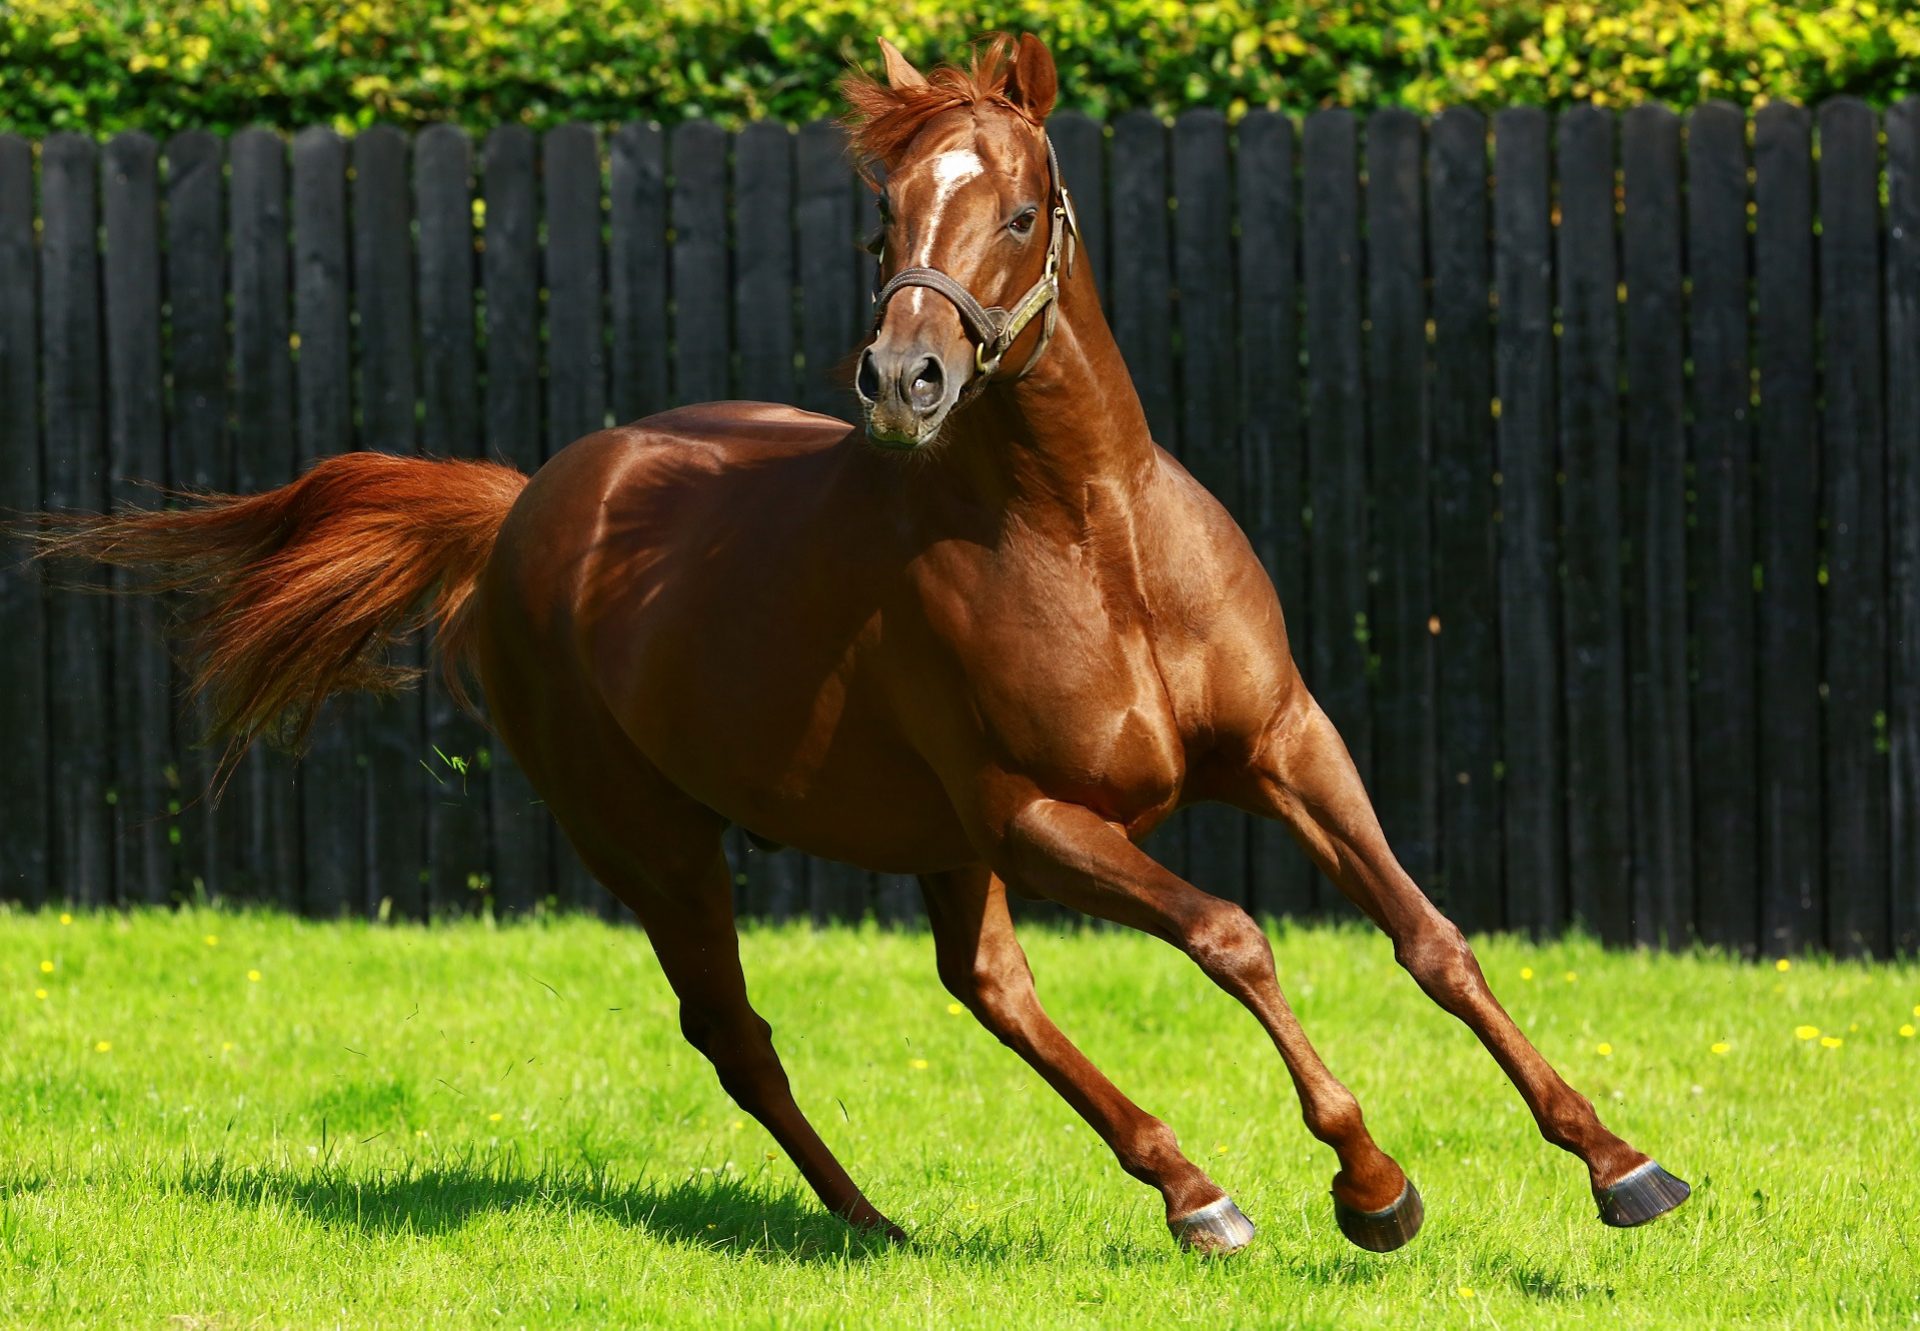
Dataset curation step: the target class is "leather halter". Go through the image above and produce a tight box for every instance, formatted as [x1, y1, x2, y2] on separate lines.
[868, 134, 1078, 401]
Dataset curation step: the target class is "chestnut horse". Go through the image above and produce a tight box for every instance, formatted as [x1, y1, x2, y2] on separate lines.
[57, 34, 1687, 1253]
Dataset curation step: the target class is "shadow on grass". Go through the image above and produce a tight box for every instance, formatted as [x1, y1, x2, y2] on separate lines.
[169, 1155, 893, 1262]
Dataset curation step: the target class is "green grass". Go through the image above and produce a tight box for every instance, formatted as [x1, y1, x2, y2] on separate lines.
[2, 906, 1916, 1328]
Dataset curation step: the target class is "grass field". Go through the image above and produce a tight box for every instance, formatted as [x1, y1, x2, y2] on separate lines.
[1, 906, 1916, 1328]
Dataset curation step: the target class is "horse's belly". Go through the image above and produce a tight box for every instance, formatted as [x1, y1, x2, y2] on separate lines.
[613, 639, 976, 874]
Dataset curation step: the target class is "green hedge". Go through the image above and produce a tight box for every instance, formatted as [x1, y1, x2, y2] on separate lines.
[3, 0, 1915, 136]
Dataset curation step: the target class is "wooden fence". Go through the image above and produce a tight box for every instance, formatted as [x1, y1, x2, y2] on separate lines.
[2, 101, 1917, 957]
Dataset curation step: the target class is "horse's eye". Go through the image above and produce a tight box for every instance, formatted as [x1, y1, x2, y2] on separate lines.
[863, 228, 885, 257]
[1009, 208, 1038, 236]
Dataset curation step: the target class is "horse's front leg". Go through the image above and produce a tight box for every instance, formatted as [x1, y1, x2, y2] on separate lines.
[986, 801, 1424, 1253]
[1228, 692, 1691, 1228]
[919, 866, 1247, 1252]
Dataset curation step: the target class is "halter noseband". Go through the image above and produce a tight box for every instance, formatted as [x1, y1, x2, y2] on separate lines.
[868, 134, 1079, 401]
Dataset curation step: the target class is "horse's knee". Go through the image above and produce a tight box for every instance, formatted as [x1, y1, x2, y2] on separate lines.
[1184, 900, 1274, 992]
[1393, 919, 1479, 1007]
[939, 949, 1037, 1046]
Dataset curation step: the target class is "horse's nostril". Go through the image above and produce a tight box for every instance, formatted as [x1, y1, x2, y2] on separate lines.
[907, 356, 945, 415]
[855, 349, 882, 404]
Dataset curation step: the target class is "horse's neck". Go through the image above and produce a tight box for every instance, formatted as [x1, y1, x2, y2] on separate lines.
[937, 261, 1160, 519]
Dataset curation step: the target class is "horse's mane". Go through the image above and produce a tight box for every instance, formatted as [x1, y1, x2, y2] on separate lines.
[841, 34, 1037, 169]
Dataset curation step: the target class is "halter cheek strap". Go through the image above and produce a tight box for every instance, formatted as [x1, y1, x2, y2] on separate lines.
[869, 134, 1078, 401]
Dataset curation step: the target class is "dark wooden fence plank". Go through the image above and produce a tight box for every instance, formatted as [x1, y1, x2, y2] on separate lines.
[351, 126, 428, 921]
[671, 120, 731, 405]
[1303, 108, 1370, 911]
[545, 123, 608, 449]
[735, 121, 796, 406]
[1236, 111, 1314, 922]
[1365, 107, 1438, 894]
[1620, 104, 1693, 945]
[164, 130, 232, 903]
[796, 120, 860, 420]
[481, 125, 550, 916]
[0, 134, 50, 904]
[229, 129, 302, 911]
[1816, 99, 1888, 958]
[1111, 111, 1176, 454]
[417, 124, 492, 917]
[610, 122, 669, 425]
[1555, 105, 1631, 943]
[1110, 108, 1185, 878]
[1492, 107, 1564, 935]
[1684, 102, 1758, 953]
[41, 133, 114, 907]
[1752, 103, 1822, 954]
[1049, 111, 1108, 302]
[291, 126, 360, 916]
[1172, 108, 1247, 902]
[1427, 107, 1502, 933]
[104, 131, 173, 905]
[541, 122, 610, 914]
[1889, 97, 1920, 957]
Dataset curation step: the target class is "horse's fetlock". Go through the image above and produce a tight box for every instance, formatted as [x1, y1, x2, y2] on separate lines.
[1117, 1119, 1183, 1180]
[1303, 1089, 1365, 1147]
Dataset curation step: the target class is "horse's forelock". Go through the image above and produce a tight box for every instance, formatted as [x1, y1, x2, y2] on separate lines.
[841, 34, 1033, 171]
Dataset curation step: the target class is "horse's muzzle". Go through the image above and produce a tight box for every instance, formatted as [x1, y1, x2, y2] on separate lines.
[855, 343, 960, 448]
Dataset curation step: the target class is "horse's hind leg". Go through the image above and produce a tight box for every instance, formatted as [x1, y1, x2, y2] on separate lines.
[920, 866, 1250, 1253]
[532, 746, 901, 1239]
[1236, 694, 1690, 1228]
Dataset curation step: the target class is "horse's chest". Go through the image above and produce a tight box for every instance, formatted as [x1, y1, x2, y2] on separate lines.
[934, 566, 1193, 825]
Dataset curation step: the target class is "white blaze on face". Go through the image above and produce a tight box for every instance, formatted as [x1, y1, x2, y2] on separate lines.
[905, 148, 985, 315]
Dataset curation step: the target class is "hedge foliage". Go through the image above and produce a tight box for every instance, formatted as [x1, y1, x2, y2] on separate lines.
[3, 0, 1916, 136]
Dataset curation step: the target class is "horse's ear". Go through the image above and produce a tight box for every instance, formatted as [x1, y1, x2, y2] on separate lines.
[877, 37, 928, 90]
[1005, 34, 1058, 121]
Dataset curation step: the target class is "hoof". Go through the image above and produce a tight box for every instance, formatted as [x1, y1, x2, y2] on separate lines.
[1333, 1179, 1425, 1253]
[1169, 1196, 1257, 1255]
[1594, 1160, 1690, 1228]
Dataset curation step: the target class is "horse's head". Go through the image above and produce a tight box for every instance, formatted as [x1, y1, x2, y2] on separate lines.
[844, 34, 1064, 450]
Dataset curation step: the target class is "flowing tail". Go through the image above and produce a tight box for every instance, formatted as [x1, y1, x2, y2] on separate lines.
[37, 452, 528, 766]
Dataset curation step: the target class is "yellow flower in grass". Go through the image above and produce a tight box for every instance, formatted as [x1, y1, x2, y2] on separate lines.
[1710, 1041, 1730, 1054]
[909, 1057, 929, 1070]
[946, 1002, 964, 1016]
[1595, 1043, 1613, 1057]
[1519, 967, 1535, 981]
[38, 960, 53, 974]
[1913, 1005, 1919, 1018]
[94, 1040, 111, 1053]
[1820, 1036, 1843, 1049]
[1457, 1286, 1475, 1299]
[1899, 1025, 1915, 1039]
[204, 934, 219, 947]
[59, 913, 72, 926]
[246, 969, 262, 983]
[34, 988, 47, 1001]
[1794, 1025, 1820, 1041]
[1775, 958, 1791, 972]
[1563, 971, 1578, 984]
[488, 1112, 503, 1122]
